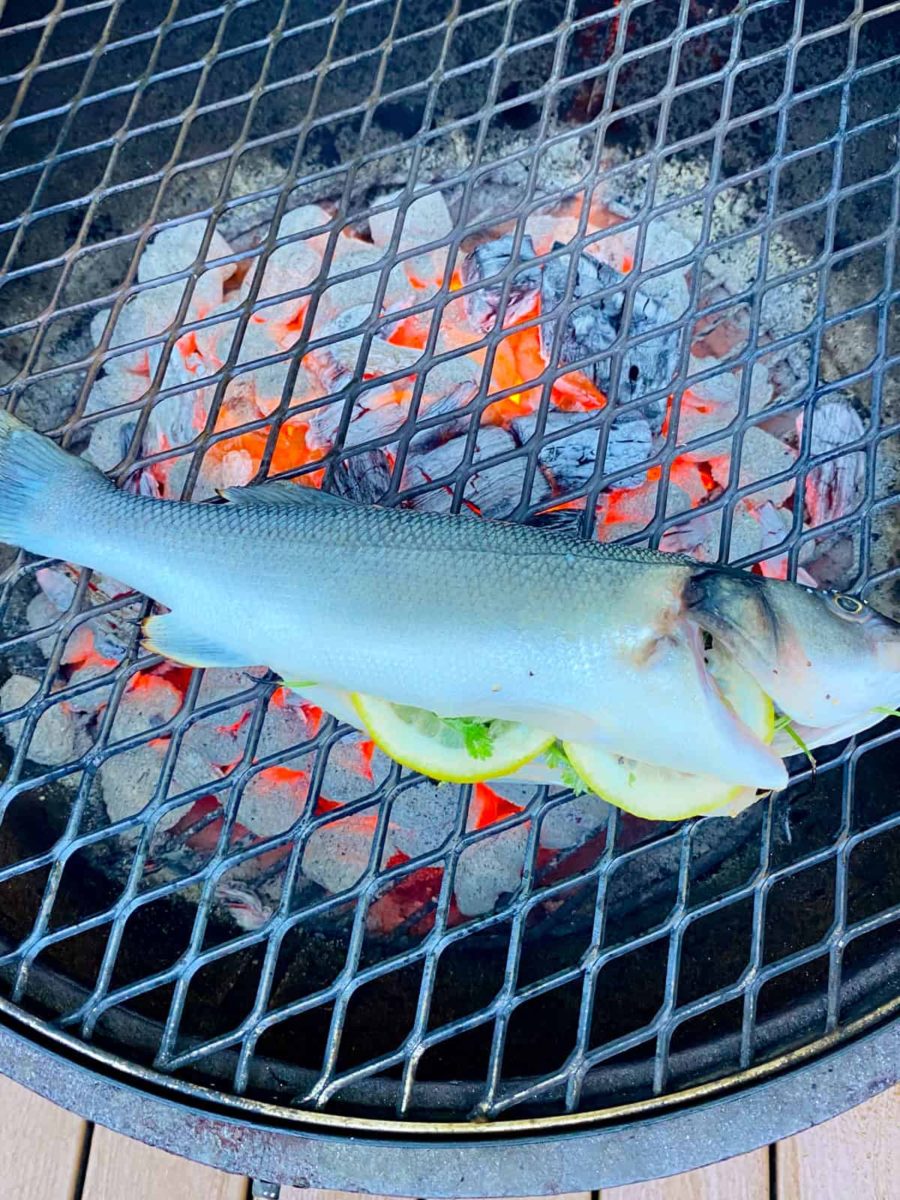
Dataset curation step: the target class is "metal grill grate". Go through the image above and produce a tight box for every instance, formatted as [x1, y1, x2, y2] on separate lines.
[0, 0, 899, 1137]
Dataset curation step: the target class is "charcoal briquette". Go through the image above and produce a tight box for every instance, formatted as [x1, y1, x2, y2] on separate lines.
[461, 234, 542, 331]
[540, 253, 677, 425]
[333, 448, 393, 503]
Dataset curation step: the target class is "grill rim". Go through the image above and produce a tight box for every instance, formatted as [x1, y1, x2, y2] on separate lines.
[2, 0, 900, 1149]
[0, 1003, 896, 1194]
[1, 980, 898, 1140]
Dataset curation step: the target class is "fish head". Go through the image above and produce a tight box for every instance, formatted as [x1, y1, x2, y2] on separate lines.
[684, 569, 900, 729]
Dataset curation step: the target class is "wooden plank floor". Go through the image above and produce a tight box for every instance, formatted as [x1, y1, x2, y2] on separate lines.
[1, 1072, 896, 1199]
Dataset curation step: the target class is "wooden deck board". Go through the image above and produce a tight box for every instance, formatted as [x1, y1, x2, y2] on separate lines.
[0, 1073, 87, 1199]
[81, 1125, 247, 1200]
[281, 1193, 590, 1200]
[605, 1149, 769, 1199]
[1, 1066, 899, 1199]
[777, 1085, 900, 1200]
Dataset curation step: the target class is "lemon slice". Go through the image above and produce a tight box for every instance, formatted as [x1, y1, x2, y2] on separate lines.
[562, 647, 775, 821]
[350, 693, 554, 783]
[560, 744, 753, 821]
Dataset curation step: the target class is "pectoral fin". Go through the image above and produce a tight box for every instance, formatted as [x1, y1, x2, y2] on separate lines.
[142, 613, 250, 668]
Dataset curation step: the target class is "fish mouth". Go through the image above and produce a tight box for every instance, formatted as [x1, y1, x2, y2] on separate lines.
[868, 612, 900, 674]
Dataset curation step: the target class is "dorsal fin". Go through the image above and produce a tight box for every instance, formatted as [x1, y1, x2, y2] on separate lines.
[218, 481, 353, 508]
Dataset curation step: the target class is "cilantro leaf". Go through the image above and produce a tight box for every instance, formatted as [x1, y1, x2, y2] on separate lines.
[545, 741, 589, 794]
[445, 717, 495, 760]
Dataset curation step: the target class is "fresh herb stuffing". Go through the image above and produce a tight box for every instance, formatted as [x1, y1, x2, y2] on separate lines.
[445, 717, 496, 761]
[545, 742, 589, 794]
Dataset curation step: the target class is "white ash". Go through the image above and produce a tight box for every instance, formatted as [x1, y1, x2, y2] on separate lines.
[275, 203, 332, 244]
[368, 190, 452, 255]
[727, 499, 790, 571]
[421, 352, 481, 400]
[654, 481, 694, 521]
[675, 396, 739, 457]
[800, 527, 861, 590]
[27, 566, 133, 664]
[387, 781, 457, 860]
[82, 409, 141, 474]
[453, 823, 529, 918]
[538, 793, 610, 852]
[707, 426, 797, 508]
[0, 675, 93, 767]
[25, 591, 65, 659]
[598, 152, 817, 350]
[202, 449, 255, 491]
[792, 394, 866, 589]
[319, 732, 384, 803]
[301, 814, 377, 894]
[63, 662, 115, 719]
[215, 880, 276, 932]
[305, 343, 478, 455]
[236, 771, 308, 840]
[802, 394, 866, 529]
[686, 359, 773, 413]
[176, 709, 250, 773]
[11, 150, 880, 924]
[339, 386, 416, 451]
[139, 219, 237, 306]
[660, 507, 722, 560]
[255, 693, 317, 761]
[108, 676, 182, 741]
[585, 218, 694, 319]
[98, 741, 215, 834]
[594, 481, 673, 541]
[368, 189, 452, 292]
[312, 246, 394, 337]
[196, 666, 267, 704]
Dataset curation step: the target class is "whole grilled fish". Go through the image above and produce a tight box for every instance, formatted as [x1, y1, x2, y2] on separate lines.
[0, 410, 897, 789]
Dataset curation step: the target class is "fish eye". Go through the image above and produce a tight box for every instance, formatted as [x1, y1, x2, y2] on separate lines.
[831, 593, 866, 618]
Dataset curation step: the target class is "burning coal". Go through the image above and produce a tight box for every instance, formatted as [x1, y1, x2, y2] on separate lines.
[0, 182, 867, 933]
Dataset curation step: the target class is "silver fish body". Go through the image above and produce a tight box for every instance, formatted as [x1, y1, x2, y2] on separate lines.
[0, 411, 897, 790]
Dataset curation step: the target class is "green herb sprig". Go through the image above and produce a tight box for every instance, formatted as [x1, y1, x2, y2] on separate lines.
[445, 717, 496, 761]
[774, 714, 816, 769]
[544, 742, 590, 794]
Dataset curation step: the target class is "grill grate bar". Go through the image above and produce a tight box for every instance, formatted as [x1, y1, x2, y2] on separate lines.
[0, 0, 898, 1127]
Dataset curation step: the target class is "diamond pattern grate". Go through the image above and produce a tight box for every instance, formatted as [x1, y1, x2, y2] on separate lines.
[0, 0, 898, 1128]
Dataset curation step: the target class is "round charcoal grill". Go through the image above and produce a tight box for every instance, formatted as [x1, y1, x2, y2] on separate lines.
[1, 0, 900, 1194]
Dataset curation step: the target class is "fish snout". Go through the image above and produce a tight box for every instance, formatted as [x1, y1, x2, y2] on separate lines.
[867, 610, 900, 675]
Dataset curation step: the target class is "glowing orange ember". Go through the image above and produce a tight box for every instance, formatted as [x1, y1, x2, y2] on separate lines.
[470, 783, 524, 830]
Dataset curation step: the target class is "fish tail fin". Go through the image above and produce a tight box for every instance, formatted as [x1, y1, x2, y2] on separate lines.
[0, 410, 106, 551]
